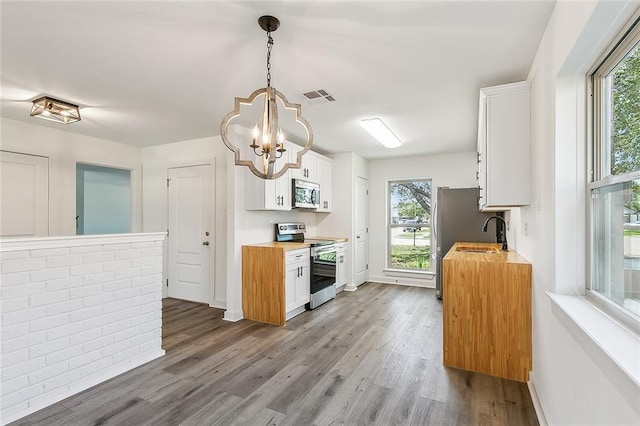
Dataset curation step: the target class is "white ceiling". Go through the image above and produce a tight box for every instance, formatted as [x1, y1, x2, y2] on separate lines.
[1, 1, 555, 160]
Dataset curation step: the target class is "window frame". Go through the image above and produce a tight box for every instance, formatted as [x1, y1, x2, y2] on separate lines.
[386, 178, 433, 273]
[588, 15, 640, 330]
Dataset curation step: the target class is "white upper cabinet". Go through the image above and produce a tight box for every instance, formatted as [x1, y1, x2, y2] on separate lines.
[289, 144, 316, 182]
[315, 155, 332, 212]
[245, 139, 332, 212]
[477, 81, 531, 211]
[244, 141, 292, 211]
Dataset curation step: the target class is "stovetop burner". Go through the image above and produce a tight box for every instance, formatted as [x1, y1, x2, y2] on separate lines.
[275, 222, 336, 247]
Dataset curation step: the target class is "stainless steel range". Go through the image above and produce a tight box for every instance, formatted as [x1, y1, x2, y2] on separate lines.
[275, 222, 337, 309]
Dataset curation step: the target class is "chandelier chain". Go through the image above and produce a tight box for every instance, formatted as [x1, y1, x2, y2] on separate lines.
[266, 31, 274, 87]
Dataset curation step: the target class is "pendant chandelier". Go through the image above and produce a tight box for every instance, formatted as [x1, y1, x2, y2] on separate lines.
[220, 15, 313, 180]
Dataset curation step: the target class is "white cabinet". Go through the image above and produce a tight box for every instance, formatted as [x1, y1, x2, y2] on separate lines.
[290, 145, 316, 181]
[335, 242, 347, 289]
[315, 156, 332, 212]
[245, 141, 332, 212]
[245, 142, 292, 211]
[289, 147, 333, 213]
[285, 248, 310, 320]
[477, 81, 530, 211]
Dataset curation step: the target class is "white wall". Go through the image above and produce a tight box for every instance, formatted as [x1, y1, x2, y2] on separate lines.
[142, 136, 324, 315]
[224, 164, 319, 320]
[0, 233, 165, 425]
[367, 152, 478, 287]
[510, 1, 640, 424]
[141, 136, 229, 308]
[0, 118, 142, 236]
[317, 152, 369, 289]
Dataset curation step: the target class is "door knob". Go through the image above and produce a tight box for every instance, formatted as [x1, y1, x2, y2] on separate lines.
[202, 241, 210, 246]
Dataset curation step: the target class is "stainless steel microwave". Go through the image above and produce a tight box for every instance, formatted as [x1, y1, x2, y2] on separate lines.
[292, 179, 320, 209]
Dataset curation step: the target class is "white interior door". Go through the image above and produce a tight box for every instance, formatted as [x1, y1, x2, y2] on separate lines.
[167, 165, 212, 303]
[354, 176, 368, 286]
[0, 151, 49, 237]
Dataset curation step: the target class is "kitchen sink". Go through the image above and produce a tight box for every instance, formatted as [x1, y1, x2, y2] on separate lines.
[455, 246, 500, 253]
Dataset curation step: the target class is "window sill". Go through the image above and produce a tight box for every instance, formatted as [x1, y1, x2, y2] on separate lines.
[547, 292, 640, 409]
[382, 268, 434, 279]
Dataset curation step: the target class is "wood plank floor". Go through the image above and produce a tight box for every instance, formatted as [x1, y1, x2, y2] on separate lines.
[11, 283, 538, 425]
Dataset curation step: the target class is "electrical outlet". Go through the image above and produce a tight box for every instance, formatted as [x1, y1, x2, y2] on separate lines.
[524, 222, 528, 236]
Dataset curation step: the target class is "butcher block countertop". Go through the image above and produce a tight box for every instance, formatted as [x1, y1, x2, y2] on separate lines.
[244, 241, 310, 250]
[443, 241, 532, 383]
[244, 236, 348, 250]
[309, 236, 349, 243]
[444, 242, 530, 264]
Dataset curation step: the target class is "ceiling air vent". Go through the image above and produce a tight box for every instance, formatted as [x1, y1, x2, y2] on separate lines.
[303, 89, 336, 105]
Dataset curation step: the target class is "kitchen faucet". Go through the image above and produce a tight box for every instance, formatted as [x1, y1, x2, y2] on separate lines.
[482, 216, 508, 251]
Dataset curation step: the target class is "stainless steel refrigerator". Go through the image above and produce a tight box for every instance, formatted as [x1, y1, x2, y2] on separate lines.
[434, 187, 498, 299]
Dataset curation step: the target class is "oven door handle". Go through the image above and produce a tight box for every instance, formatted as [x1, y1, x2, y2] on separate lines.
[313, 246, 337, 255]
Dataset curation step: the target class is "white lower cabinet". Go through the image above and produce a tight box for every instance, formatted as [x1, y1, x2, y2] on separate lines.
[285, 248, 310, 320]
[335, 243, 347, 289]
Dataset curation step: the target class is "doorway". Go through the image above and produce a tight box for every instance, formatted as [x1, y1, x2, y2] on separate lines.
[167, 165, 213, 304]
[0, 151, 49, 237]
[354, 176, 369, 286]
[76, 163, 131, 235]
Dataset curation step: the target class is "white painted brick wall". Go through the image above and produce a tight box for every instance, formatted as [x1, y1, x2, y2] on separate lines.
[0, 233, 166, 424]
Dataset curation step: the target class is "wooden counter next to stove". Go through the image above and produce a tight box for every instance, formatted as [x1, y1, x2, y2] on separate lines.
[443, 242, 532, 382]
[242, 243, 308, 326]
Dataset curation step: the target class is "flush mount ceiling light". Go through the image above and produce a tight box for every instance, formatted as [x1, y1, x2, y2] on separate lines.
[220, 15, 313, 180]
[360, 118, 402, 148]
[30, 96, 81, 124]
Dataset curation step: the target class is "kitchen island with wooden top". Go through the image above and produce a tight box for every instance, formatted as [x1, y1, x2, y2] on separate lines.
[243, 242, 310, 326]
[442, 241, 532, 382]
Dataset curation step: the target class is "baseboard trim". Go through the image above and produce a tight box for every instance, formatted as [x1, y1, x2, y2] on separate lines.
[528, 376, 549, 426]
[367, 275, 435, 289]
[223, 309, 244, 322]
[210, 299, 227, 309]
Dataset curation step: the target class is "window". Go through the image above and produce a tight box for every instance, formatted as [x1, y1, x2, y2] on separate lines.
[388, 179, 432, 271]
[591, 18, 640, 319]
